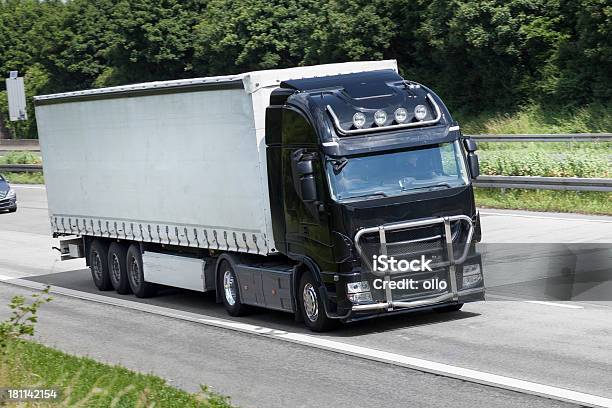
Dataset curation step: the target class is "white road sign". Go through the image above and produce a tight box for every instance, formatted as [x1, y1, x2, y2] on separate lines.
[6, 75, 27, 121]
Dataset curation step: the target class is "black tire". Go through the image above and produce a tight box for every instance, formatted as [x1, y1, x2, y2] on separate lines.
[434, 303, 464, 313]
[218, 260, 249, 316]
[108, 242, 131, 294]
[89, 240, 112, 291]
[8, 207, 16, 213]
[298, 271, 336, 332]
[126, 244, 156, 298]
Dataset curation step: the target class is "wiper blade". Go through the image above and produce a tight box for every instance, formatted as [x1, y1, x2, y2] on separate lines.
[409, 183, 453, 191]
[344, 191, 389, 199]
[331, 158, 349, 174]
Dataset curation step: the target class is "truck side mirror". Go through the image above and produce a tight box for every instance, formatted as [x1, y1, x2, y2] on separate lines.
[467, 153, 480, 179]
[463, 138, 478, 152]
[462, 138, 479, 179]
[291, 149, 318, 203]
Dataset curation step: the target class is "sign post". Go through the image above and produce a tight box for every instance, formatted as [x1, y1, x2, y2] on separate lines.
[6, 71, 28, 122]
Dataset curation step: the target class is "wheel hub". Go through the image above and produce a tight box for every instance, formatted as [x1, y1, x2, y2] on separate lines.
[92, 251, 103, 280]
[130, 258, 140, 286]
[111, 254, 121, 282]
[223, 270, 237, 306]
[303, 283, 319, 322]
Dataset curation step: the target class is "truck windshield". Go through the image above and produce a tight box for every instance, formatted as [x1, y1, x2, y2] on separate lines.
[326, 141, 469, 201]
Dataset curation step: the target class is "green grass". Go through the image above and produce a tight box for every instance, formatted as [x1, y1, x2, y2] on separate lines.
[1, 340, 234, 408]
[475, 188, 612, 215]
[478, 150, 610, 178]
[0, 151, 41, 165]
[456, 102, 612, 135]
[1, 172, 44, 184]
[0, 151, 43, 184]
[459, 103, 612, 215]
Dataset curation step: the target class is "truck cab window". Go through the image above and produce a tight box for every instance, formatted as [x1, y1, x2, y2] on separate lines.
[326, 141, 469, 201]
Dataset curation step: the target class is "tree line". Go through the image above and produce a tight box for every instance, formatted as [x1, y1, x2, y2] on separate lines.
[0, 0, 610, 138]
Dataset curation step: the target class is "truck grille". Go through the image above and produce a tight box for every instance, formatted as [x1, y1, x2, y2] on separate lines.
[357, 222, 462, 273]
[354, 216, 474, 303]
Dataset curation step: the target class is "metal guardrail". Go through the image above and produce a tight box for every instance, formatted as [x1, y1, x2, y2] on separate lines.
[474, 176, 612, 192]
[1, 133, 610, 151]
[0, 139, 40, 152]
[1, 136, 611, 192]
[0, 164, 42, 173]
[468, 133, 612, 142]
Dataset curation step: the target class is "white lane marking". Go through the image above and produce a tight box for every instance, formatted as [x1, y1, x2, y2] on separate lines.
[525, 300, 584, 309]
[12, 184, 46, 190]
[487, 294, 586, 309]
[1, 277, 610, 406]
[479, 210, 612, 224]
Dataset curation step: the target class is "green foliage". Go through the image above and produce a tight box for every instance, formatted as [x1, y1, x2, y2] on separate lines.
[0, 287, 52, 353]
[479, 150, 610, 177]
[0, 0, 611, 138]
[475, 188, 612, 215]
[1, 150, 41, 164]
[2, 340, 234, 407]
[458, 103, 612, 135]
[0, 171, 44, 184]
[192, 0, 396, 75]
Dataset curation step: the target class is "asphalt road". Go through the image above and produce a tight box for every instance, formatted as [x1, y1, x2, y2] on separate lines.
[0, 185, 611, 408]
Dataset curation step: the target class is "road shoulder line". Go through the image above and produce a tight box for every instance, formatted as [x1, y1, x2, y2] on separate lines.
[0, 276, 610, 408]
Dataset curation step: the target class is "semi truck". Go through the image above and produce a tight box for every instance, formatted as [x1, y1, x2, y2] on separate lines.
[35, 60, 484, 331]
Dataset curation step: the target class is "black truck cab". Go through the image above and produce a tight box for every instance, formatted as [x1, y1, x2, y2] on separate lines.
[265, 69, 484, 330]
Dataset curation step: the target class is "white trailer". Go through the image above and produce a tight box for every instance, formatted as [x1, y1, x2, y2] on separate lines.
[35, 60, 397, 257]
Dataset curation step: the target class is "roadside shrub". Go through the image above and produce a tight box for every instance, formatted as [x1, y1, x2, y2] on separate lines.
[0, 287, 52, 354]
[479, 151, 610, 178]
[3, 151, 41, 165]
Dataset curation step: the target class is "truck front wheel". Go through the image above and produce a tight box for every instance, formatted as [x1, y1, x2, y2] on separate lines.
[89, 240, 112, 291]
[218, 260, 249, 316]
[126, 244, 156, 298]
[298, 271, 336, 332]
[108, 242, 131, 294]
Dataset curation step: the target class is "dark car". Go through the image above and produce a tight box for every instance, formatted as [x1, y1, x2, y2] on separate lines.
[0, 174, 17, 212]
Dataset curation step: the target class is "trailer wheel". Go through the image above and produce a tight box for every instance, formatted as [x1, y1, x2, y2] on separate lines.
[108, 242, 131, 294]
[126, 244, 156, 298]
[434, 303, 464, 313]
[218, 260, 249, 316]
[89, 240, 112, 291]
[298, 271, 336, 332]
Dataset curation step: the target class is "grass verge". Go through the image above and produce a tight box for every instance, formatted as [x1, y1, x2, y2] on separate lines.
[0, 340, 233, 408]
[456, 103, 612, 135]
[475, 188, 612, 216]
[1, 172, 44, 184]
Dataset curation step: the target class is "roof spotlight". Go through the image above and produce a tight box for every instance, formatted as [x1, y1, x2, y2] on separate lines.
[414, 105, 427, 121]
[352, 112, 366, 129]
[394, 108, 408, 123]
[374, 110, 387, 126]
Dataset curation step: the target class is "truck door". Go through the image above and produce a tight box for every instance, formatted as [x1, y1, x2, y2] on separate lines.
[281, 108, 333, 264]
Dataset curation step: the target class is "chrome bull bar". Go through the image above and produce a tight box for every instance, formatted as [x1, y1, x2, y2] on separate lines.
[353, 215, 475, 312]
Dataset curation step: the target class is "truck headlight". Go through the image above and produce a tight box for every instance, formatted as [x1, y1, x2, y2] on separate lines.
[6, 189, 16, 199]
[462, 263, 482, 288]
[348, 292, 373, 303]
[347, 281, 372, 303]
[414, 105, 427, 121]
[347, 281, 370, 293]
